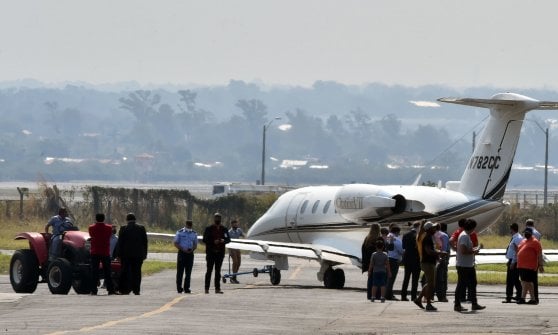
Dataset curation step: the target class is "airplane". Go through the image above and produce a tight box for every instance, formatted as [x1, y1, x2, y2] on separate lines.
[150, 92, 558, 289]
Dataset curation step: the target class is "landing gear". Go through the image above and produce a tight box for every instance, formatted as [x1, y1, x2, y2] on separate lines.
[270, 267, 281, 285]
[323, 267, 345, 289]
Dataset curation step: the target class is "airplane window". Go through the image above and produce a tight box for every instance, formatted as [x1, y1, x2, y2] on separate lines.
[323, 200, 331, 214]
[311, 200, 320, 214]
[300, 200, 309, 214]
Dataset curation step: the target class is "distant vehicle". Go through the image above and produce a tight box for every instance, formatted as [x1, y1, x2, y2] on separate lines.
[212, 182, 291, 197]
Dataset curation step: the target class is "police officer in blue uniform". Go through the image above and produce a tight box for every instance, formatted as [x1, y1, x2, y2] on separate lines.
[174, 220, 198, 293]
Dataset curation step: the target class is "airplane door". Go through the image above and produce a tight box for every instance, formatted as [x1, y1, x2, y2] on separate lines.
[285, 193, 306, 243]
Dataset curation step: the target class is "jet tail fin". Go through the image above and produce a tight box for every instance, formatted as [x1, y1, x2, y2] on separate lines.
[438, 93, 558, 200]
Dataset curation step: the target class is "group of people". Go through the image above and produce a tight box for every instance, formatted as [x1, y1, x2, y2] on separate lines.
[47, 208, 246, 296]
[363, 219, 480, 311]
[46, 208, 148, 296]
[89, 212, 148, 295]
[174, 212, 245, 294]
[49, 206, 544, 302]
[503, 219, 544, 305]
[362, 217, 545, 312]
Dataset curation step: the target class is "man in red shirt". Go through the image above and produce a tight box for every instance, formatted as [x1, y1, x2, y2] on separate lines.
[517, 227, 544, 304]
[89, 213, 115, 295]
[449, 218, 479, 250]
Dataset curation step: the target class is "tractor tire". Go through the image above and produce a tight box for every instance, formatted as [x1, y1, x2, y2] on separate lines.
[109, 269, 120, 293]
[9, 249, 39, 293]
[72, 268, 92, 294]
[47, 258, 72, 295]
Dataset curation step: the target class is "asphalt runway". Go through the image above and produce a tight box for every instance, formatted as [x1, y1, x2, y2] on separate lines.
[1, 255, 558, 335]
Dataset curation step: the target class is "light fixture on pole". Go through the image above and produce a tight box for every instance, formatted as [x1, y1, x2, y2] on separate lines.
[261, 117, 281, 185]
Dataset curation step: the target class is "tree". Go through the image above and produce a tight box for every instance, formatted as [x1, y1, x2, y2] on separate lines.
[119, 90, 161, 121]
[235, 99, 268, 128]
[344, 108, 372, 141]
[177, 90, 214, 139]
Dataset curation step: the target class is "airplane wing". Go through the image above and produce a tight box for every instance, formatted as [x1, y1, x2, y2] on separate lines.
[148, 232, 556, 269]
[147, 232, 361, 267]
[227, 238, 362, 267]
[448, 248, 558, 266]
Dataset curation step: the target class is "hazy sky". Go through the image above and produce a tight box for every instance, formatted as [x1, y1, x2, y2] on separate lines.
[2, 0, 558, 89]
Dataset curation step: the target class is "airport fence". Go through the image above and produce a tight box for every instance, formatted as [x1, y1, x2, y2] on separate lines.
[503, 190, 558, 208]
[0, 184, 276, 234]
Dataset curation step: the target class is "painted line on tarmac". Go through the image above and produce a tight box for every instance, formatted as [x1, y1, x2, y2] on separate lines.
[45, 295, 187, 334]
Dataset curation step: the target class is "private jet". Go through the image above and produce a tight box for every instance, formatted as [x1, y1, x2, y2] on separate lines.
[149, 93, 557, 289]
[220, 93, 558, 289]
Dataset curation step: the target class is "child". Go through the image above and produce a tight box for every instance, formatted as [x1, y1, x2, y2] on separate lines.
[368, 238, 391, 302]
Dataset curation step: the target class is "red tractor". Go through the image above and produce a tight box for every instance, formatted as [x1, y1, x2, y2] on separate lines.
[9, 231, 121, 294]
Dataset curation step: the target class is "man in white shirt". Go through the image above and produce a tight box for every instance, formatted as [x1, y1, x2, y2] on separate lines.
[385, 225, 404, 300]
[454, 219, 485, 312]
[503, 223, 523, 303]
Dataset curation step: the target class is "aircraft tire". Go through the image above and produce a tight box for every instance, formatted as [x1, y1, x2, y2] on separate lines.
[333, 268, 345, 289]
[323, 267, 336, 289]
[270, 268, 281, 285]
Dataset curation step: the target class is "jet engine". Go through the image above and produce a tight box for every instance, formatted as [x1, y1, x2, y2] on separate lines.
[334, 184, 423, 223]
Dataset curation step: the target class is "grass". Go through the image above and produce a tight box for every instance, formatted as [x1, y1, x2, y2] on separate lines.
[141, 260, 176, 276]
[0, 254, 10, 274]
[477, 233, 558, 249]
[447, 264, 558, 285]
[0, 255, 175, 277]
[2, 219, 557, 285]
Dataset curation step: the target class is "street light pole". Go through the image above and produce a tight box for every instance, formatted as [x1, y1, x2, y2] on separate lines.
[530, 120, 549, 206]
[261, 117, 281, 185]
[543, 127, 548, 207]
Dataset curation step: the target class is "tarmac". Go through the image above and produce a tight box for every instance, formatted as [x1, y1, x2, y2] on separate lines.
[1, 254, 558, 335]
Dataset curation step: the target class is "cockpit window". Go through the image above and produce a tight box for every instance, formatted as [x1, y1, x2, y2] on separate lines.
[323, 200, 331, 214]
[300, 200, 309, 214]
[311, 200, 320, 214]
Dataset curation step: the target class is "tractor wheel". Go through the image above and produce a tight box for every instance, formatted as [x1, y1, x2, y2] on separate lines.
[110, 268, 120, 293]
[47, 258, 72, 294]
[270, 268, 281, 285]
[9, 249, 39, 293]
[72, 268, 92, 294]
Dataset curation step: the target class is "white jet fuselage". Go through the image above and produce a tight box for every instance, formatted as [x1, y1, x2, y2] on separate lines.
[247, 184, 505, 259]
